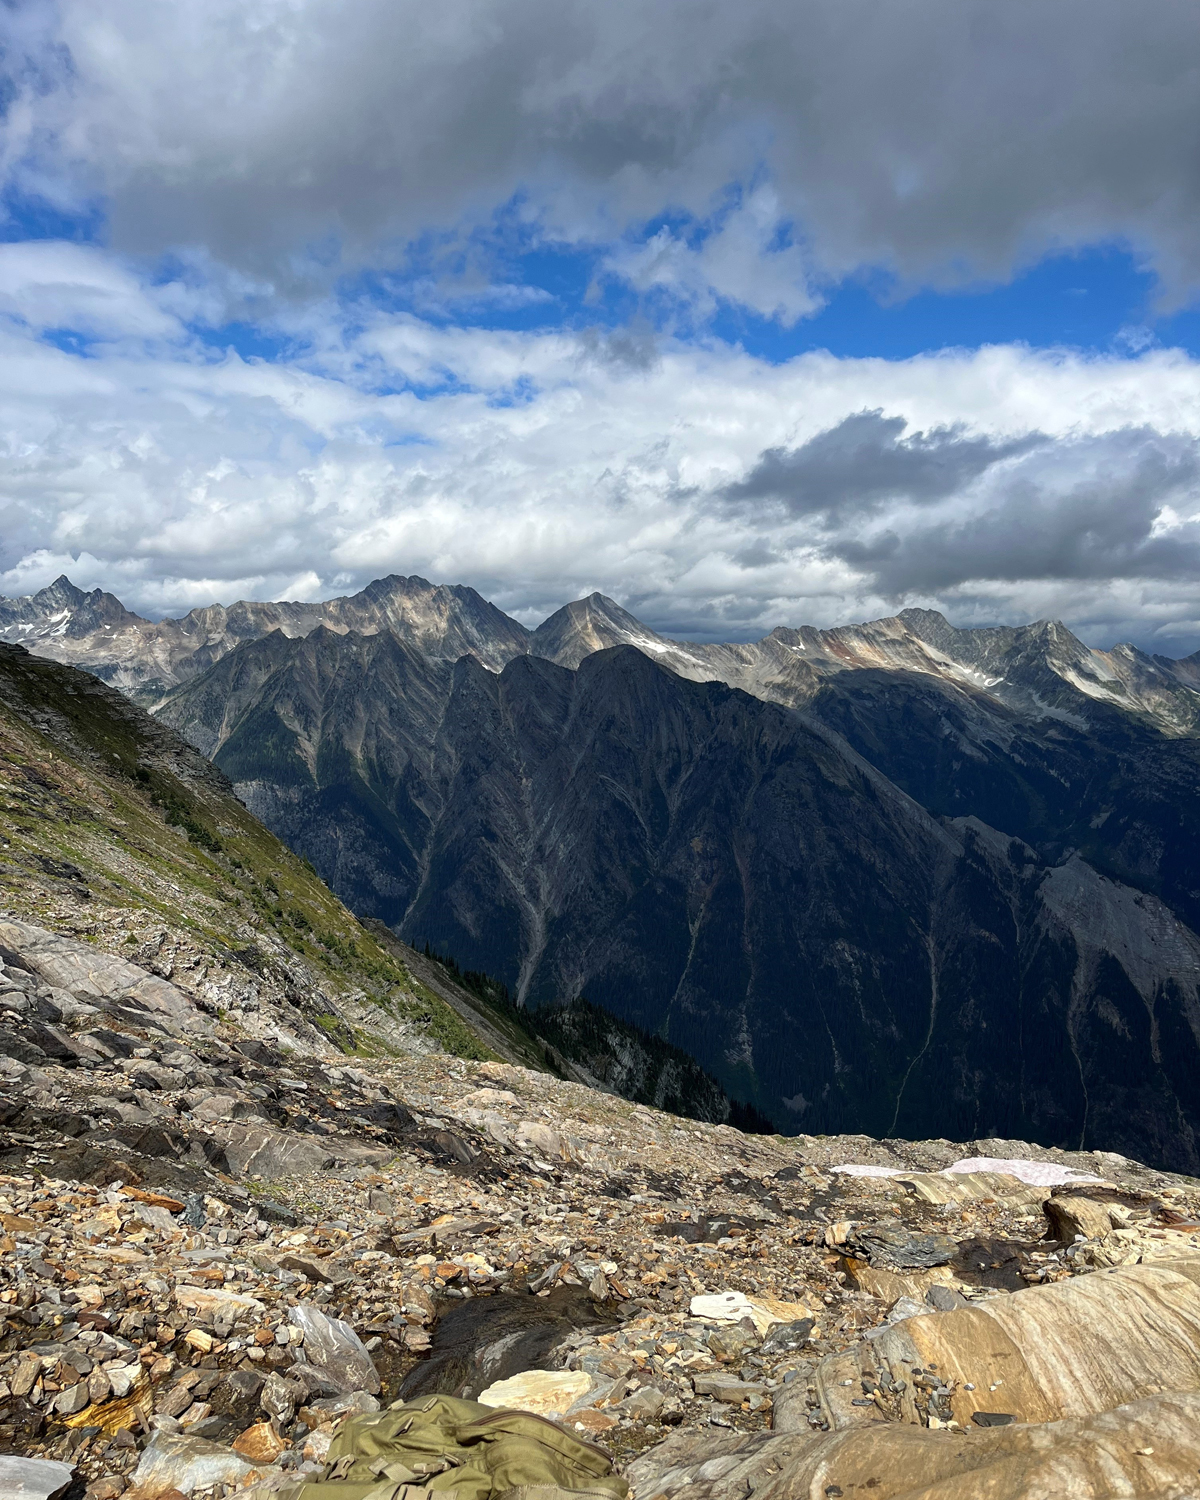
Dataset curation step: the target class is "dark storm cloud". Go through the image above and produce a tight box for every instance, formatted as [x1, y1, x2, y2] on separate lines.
[724, 410, 1042, 518]
[9, 1, 1200, 298]
[828, 428, 1200, 594]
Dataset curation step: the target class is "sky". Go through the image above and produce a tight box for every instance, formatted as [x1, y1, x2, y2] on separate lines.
[2, 2, 1200, 653]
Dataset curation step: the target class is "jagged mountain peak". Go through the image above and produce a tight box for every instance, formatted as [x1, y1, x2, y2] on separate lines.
[529, 592, 714, 674]
[529, 591, 645, 662]
[5, 569, 1200, 733]
[0, 570, 530, 701]
[0, 573, 144, 646]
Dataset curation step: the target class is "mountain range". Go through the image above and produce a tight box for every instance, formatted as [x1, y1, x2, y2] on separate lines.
[5, 572, 1200, 1169]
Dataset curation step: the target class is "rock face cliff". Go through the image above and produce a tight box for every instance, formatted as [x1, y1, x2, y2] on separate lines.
[8, 574, 1200, 1168]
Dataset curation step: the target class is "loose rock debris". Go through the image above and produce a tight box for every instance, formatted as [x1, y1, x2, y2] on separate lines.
[5, 926, 1200, 1498]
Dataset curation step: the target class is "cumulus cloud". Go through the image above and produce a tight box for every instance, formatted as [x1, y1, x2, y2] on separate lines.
[725, 412, 1200, 609]
[6, 0, 1200, 311]
[0, 241, 186, 343]
[2, 280, 1200, 652]
[6, 1, 1200, 663]
[600, 189, 819, 325]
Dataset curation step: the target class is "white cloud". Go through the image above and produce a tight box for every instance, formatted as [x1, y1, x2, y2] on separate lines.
[0, 241, 183, 342]
[2, 274, 1200, 651]
[601, 189, 819, 324]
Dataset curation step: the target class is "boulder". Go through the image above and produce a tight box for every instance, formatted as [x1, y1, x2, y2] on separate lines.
[1044, 1195, 1115, 1242]
[690, 1291, 814, 1336]
[211, 1122, 336, 1178]
[516, 1120, 571, 1161]
[844, 1224, 958, 1269]
[231, 1421, 287, 1464]
[843, 1263, 962, 1304]
[259, 1372, 303, 1424]
[628, 1392, 1200, 1500]
[174, 1284, 265, 1321]
[619, 1385, 668, 1419]
[924, 1284, 971, 1312]
[0, 1458, 75, 1500]
[288, 1303, 380, 1394]
[235, 1038, 281, 1065]
[277, 1250, 353, 1285]
[220, 1369, 267, 1406]
[129, 1432, 258, 1497]
[188, 1093, 240, 1123]
[0, 1023, 46, 1064]
[760, 1318, 815, 1355]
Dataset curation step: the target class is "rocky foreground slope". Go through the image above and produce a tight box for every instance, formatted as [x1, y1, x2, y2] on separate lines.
[4, 915, 1200, 1500]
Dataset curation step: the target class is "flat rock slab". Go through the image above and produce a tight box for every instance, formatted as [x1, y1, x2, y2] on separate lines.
[692, 1375, 768, 1403]
[175, 1284, 265, 1320]
[897, 1172, 1049, 1210]
[277, 1251, 353, 1286]
[214, 1122, 337, 1178]
[0, 919, 199, 1029]
[628, 1390, 1200, 1500]
[0, 1457, 74, 1500]
[828, 1256, 1200, 1431]
[212, 1121, 390, 1178]
[846, 1224, 959, 1269]
[689, 1290, 814, 1336]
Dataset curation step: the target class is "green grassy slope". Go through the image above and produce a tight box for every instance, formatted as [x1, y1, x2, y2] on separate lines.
[0, 643, 492, 1060]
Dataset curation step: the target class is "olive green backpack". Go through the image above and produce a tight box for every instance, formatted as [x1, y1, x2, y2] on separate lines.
[282, 1394, 629, 1500]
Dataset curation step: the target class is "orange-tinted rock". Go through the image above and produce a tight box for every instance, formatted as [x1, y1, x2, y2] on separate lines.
[232, 1422, 286, 1464]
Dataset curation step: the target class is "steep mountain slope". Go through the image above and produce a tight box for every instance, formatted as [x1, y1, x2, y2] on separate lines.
[0, 640, 776, 1129]
[159, 626, 456, 922]
[0, 640, 491, 1062]
[806, 668, 1200, 935]
[0, 573, 529, 701]
[158, 632, 1200, 1170]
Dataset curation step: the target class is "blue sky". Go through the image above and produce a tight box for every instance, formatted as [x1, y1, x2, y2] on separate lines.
[12, 183, 1189, 368]
[339, 229, 1200, 365]
[2, 0, 1200, 652]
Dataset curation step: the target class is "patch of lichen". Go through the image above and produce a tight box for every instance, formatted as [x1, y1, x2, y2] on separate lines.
[0, 642, 489, 1058]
